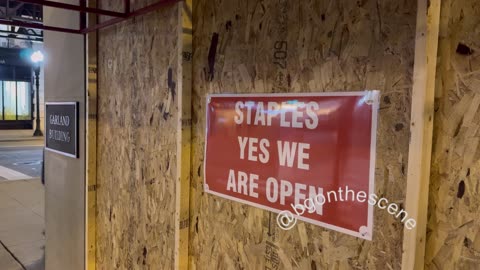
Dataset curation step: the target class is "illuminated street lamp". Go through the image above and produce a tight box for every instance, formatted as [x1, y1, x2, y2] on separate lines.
[31, 50, 44, 136]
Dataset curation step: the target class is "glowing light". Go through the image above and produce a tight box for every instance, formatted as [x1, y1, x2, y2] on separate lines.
[30, 51, 44, 63]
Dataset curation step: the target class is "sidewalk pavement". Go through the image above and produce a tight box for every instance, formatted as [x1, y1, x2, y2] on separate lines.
[0, 178, 45, 270]
[0, 244, 23, 270]
[0, 130, 44, 142]
[0, 131, 44, 148]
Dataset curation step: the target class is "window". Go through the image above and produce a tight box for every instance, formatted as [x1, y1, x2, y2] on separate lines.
[1, 80, 32, 120]
[17, 82, 31, 120]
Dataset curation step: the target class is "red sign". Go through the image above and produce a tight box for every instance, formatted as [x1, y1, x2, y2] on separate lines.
[204, 92, 379, 239]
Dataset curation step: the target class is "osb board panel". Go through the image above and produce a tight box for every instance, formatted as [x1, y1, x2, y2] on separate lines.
[426, 0, 480, 269]
[190, 0, 416, 269]
[96, 1, 181, 269]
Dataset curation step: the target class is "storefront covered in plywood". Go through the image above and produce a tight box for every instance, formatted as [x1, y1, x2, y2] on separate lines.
[189, 0, 415, 268]
[426, 0, 480, 269]
[37, 0, 480, 269]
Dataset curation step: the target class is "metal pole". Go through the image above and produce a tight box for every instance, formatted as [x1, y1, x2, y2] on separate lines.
[33, 66, 42, 136]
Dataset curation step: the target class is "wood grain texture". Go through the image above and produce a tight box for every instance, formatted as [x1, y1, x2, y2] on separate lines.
[426, 0, 480, 269]
[96, 1, 181, 269]
[401, 0, 440, 269]
[190, 0, 416, 269]
[177, 1, 193, 269]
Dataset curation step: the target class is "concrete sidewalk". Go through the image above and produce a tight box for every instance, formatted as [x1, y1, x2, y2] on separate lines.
[0, 130, 44, 143]
[0, 243, 23, 270]
[0, 131, 44, 148]
[0, 178, 45, 270]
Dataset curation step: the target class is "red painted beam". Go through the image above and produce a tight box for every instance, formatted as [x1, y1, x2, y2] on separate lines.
[0, 18, 81, 34]
[18, 0, 127, 17]
[81, 0, 180, 34]
[2, 0, 179, 34]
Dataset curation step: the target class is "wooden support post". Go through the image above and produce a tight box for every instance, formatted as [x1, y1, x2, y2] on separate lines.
[401, 0, 441, 269]
[86, 1, 98, 269]
[175, 0, 193, 269]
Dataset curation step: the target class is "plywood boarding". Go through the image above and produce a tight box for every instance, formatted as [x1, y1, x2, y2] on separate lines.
[177, 0, 193, 269]
[190, 0, 416, 269]
[96, 1, 181, 269]
[401, 0, 440, 269]
[426, 0, 480, 269]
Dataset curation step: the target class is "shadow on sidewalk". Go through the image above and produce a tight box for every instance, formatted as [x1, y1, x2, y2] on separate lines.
[25, 254, 44, 270]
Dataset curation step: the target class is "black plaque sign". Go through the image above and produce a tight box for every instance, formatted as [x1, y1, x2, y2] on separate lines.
[45, 102, 78, 158]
